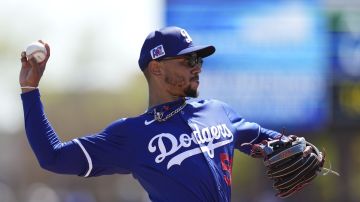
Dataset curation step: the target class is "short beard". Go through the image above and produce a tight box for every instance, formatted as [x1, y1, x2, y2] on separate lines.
[164, 74, 199, 98]
[184, 85, 199, 98]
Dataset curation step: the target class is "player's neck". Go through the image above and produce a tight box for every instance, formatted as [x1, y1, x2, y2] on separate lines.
[148, 88, 183, 108]
[147, 78, 185, 108]
[148, 94, 182, 108]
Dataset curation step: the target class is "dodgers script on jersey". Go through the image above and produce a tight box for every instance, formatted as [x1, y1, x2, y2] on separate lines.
[21, 90, 281, 202]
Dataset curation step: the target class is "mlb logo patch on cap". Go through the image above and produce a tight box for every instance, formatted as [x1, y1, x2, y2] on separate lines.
[150, 45, 166, 59]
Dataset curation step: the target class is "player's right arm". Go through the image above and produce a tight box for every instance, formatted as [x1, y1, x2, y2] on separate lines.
[19, 41, 89, 175]
[21, 89, 132, 176]
[21, 89, 89, 175]
[19, 42, 132, 177]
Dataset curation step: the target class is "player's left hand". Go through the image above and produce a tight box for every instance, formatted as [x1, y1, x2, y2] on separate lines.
[250, 135, 340, 198]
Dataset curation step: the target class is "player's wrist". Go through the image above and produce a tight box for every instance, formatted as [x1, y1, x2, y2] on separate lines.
[21, 86, 38, 93]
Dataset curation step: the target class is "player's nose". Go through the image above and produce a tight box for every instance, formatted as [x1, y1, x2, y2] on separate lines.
[191, 64, 202, 74]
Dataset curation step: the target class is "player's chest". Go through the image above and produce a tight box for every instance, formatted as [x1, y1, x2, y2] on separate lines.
[137, 114, 235, 172]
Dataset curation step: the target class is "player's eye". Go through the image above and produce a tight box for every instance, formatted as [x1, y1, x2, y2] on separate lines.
[185, 54, 203, 68]
[159, 53, 203, 68]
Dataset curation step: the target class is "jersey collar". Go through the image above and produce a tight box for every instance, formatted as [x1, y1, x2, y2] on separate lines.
[146, 97, 189, 114]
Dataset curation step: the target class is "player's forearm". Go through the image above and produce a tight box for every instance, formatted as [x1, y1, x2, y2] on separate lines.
[21, 89, 87, 175]
[238, 127, 288, 155]
[237, 125, 282, 155]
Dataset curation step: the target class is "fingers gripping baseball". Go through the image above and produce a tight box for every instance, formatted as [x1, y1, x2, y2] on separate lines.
[19, 40, 50, 91]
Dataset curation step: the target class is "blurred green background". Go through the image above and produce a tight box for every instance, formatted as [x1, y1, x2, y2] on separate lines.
[1, 0, 360, 202]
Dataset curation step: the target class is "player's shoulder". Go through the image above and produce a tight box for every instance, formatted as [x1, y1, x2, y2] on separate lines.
[186, 97, 229, 109]
[186, 98, 238, 119]
[104, 114, 148, 133]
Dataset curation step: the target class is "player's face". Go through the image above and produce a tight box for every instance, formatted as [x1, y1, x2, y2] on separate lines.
[160, 53, 203, 98]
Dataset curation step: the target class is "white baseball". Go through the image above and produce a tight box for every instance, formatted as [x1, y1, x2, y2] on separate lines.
[25, 41, 47, 63]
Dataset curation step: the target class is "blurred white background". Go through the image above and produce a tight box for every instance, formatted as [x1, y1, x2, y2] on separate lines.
[0, 0, 164, 134]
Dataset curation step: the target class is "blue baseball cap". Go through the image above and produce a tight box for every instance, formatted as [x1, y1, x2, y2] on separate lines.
[138, 26, 216, 71]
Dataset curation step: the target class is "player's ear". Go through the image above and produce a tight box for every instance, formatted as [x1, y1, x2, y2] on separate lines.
[148, 60, 162, 77]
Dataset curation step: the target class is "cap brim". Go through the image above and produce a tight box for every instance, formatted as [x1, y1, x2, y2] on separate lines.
[177, 45, 215, 58]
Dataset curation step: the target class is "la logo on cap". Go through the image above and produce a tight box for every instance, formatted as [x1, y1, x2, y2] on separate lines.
[150, 45, 165, 59]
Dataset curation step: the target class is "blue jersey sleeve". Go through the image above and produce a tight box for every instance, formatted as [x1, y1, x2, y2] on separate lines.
[21, 89, 133, 177]
[74, 119, 134, 177]
[220, 101, 281, 155]
[21, 89, 88, 176]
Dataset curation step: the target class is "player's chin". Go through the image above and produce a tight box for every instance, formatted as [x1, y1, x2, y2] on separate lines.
[184, 85, 199, 98]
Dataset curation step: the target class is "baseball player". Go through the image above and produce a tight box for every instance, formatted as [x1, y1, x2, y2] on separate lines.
[20, 26, 290, 202]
